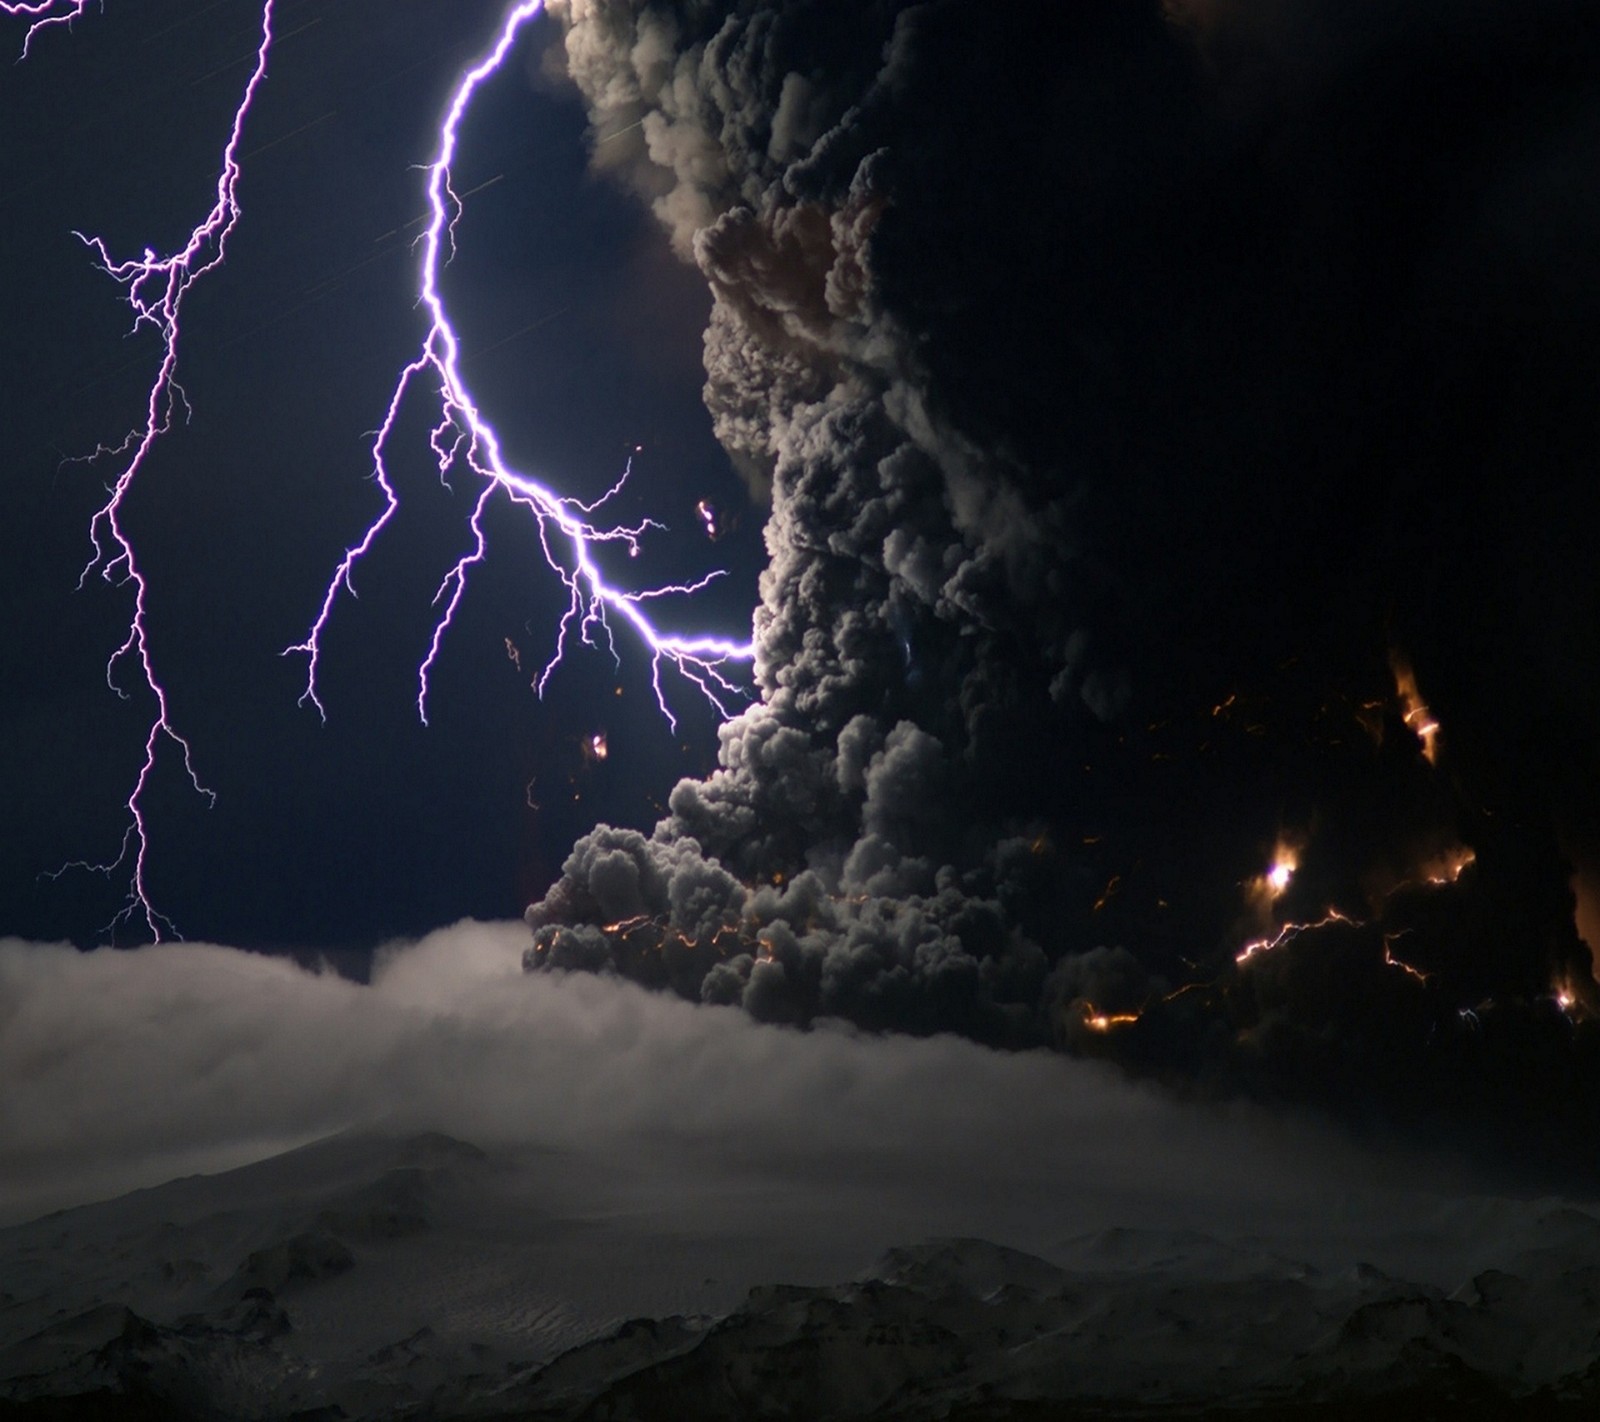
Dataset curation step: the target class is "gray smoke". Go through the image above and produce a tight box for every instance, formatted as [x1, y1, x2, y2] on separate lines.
[527, 0, 1600, 1172]
[529, 0, 1136, 1041]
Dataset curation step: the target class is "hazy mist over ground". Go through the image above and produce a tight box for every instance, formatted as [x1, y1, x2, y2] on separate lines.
[0, 923, 1495, 1246]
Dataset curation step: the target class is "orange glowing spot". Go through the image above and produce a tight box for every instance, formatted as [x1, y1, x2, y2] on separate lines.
[602, 914, 653, 935]
[1161, 981, 1209, 1002]
[1247, 837, 1303, 913]
[1082, 1002, 1140, 1032]
[1092, 875, 1122, 913]
[587, 732, 609, 762]
[1390, 652, 1440, 765]
[1421, 845, 1475, 886]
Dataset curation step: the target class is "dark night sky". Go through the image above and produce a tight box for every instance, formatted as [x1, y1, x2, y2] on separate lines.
[0, 0, 761, 953]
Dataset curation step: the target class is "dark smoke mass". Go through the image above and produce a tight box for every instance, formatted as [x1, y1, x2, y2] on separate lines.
[527, 0, 1600, 1173]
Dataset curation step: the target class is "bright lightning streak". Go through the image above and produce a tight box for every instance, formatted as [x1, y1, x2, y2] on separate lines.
[1, 0, 92, 58]
[1235, 909, 1359, 964]
[31, 0, 746, 940]
[45, 0, 276, 940]
[287, 0, 755, 732]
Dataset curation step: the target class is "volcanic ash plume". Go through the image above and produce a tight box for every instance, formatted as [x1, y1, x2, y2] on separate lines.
[526, 0, 1162, 1042]
[527, 0, 1600, 1169]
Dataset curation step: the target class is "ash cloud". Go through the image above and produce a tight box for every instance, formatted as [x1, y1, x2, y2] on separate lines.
[528, 0, 1600, 1171]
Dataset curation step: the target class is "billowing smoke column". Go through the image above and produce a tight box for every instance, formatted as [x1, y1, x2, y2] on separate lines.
[525, 0, 1600, 1167]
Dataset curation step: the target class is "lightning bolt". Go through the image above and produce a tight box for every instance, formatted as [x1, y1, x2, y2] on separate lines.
[2, 0, 93, 58]
[1235, 909, 1360, 965]
[30, 0, 275, 940]
[285, 0, 755, 732]
[28, 0, 750, 941]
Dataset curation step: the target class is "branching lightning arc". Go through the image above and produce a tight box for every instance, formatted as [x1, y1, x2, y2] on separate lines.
[286, 0, 755, 728]
[17, 0, 754, 941]
[16, 0, 276, 941]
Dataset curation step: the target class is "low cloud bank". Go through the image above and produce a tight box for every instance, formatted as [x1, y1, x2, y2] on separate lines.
[0, 924, 1492, 1257]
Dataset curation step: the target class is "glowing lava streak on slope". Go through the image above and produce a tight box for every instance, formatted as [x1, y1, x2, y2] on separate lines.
[286, 0, 756, 730]
[21, 0, 276, 941]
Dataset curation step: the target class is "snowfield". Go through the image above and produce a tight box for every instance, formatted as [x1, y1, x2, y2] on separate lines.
[2, 1129, 1597, 1419]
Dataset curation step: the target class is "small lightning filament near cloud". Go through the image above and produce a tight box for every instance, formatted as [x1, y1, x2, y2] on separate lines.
[1, 0, 93, 58]
[286, 0, 755, 732]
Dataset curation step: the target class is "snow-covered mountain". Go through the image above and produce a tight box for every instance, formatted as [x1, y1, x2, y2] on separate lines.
[2, 1131, 1597, 1419]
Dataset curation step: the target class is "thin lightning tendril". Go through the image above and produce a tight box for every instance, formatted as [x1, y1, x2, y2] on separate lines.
[285, 0, 755, 732]
[1, 0, 93, 59]
[30, 0, 276, 940]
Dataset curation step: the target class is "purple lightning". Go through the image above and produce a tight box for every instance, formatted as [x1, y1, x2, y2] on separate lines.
[48, 0, 276, 940]
[1, 0, 92, 58]
[287, 0, 755, 732]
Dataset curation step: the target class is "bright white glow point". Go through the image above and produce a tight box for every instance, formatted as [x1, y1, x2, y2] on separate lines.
[1250, 840, 1301, 908]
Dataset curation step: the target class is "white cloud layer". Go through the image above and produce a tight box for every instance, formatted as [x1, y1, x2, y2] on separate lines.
[0, 924, 1535, 1285]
